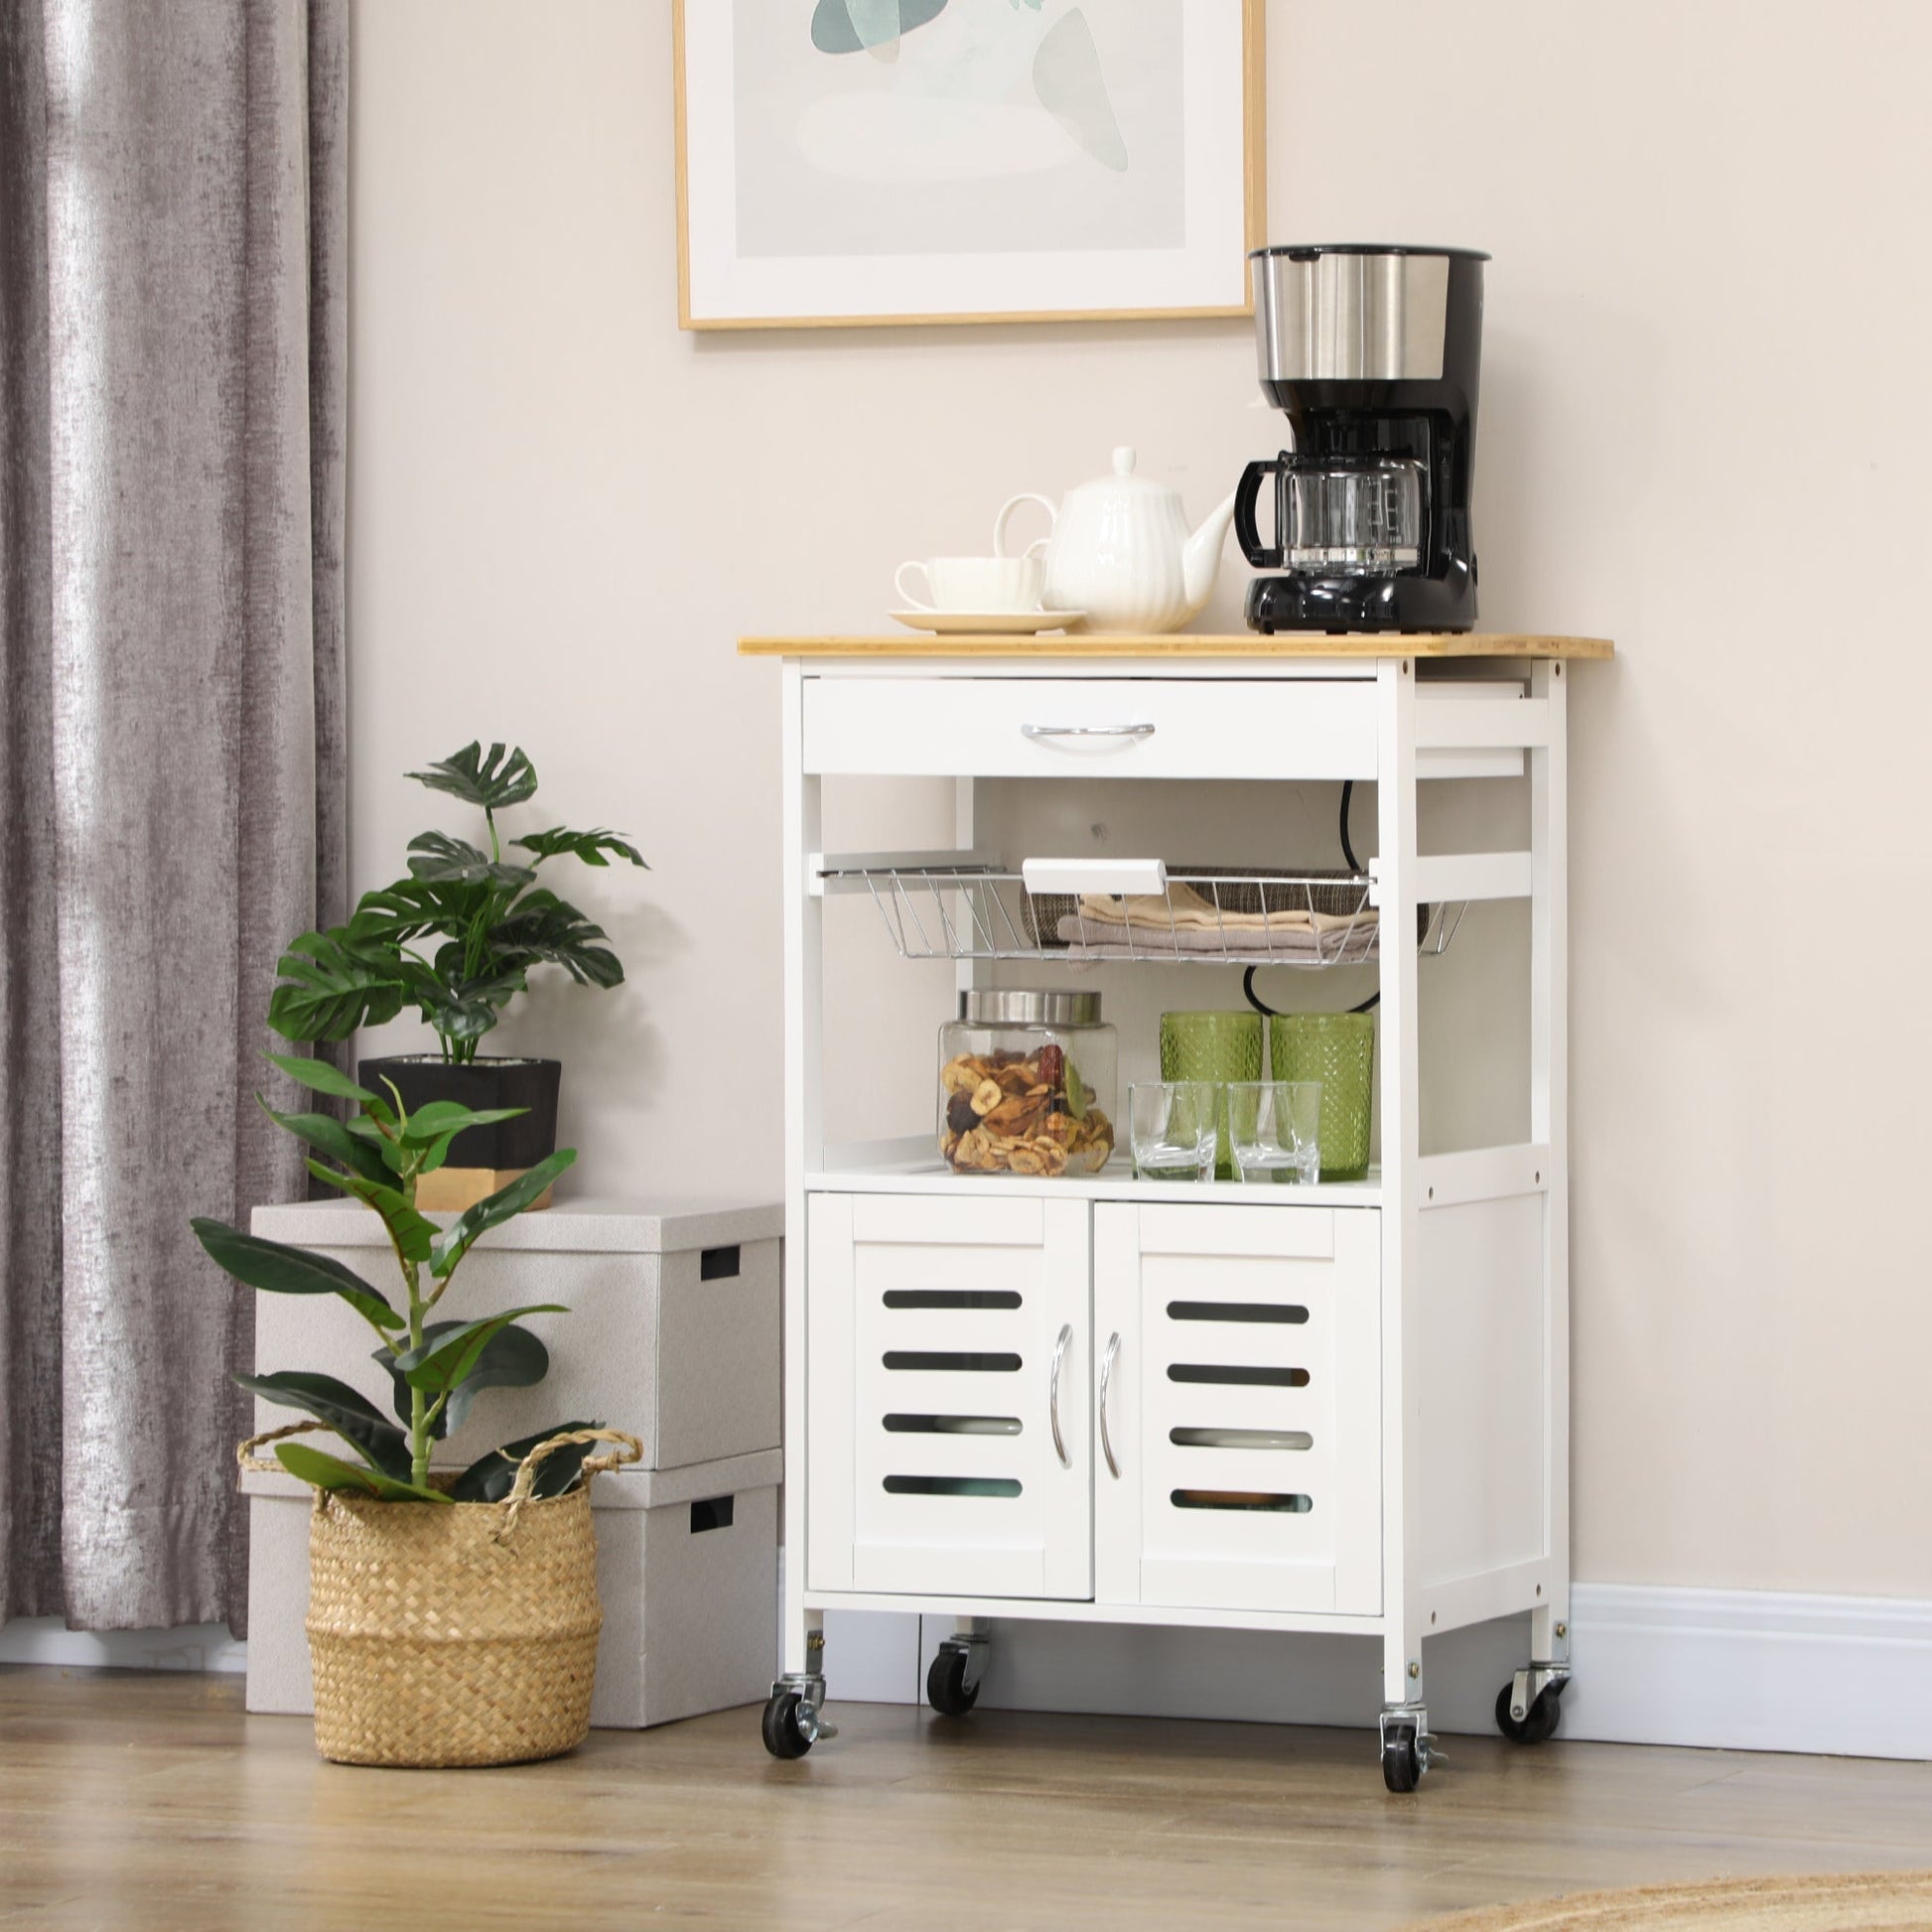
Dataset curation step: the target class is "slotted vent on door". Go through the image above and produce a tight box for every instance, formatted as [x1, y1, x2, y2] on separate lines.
[877, 1282, 1029, 1506]
[1156, 1285, 1323, 1539]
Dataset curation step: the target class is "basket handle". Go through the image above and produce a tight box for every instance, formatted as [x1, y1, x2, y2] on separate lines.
[236, 1419, 334, 1474]
[495, 1428, 642, 1543]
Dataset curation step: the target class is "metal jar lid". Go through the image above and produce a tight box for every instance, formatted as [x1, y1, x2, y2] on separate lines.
[959, 988, 1103, 1027]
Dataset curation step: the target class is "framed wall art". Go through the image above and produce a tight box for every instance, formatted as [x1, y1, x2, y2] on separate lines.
[674, 0, 1266, 330]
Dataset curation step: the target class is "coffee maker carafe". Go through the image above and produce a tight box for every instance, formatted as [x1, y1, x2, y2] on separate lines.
[1235, 245, 1487, 633]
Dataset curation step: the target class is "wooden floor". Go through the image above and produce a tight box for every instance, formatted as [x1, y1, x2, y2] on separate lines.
[3, 1668, 1930, 1930]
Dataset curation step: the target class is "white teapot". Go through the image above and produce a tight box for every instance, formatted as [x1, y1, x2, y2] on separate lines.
[995, 447, 1238, 634]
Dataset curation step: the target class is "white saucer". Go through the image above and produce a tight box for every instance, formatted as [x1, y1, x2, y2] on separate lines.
[890, 608, 1086, 636]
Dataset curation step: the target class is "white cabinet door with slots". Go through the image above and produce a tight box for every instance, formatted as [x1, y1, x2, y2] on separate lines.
[806, 1192, 1091, 1600]
[1093, 1203, 1381, 1616]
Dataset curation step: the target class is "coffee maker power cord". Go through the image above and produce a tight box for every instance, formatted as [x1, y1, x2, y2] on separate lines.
[1242, 780, 1381, 1020]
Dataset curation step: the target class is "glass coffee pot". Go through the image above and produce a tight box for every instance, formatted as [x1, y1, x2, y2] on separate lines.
[1244, 452, 1426, 578]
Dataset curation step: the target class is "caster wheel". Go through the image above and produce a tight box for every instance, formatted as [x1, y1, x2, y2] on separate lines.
[1495, 1681, 1563, 1745]
[926, 1647, 980, 1718]
[1381, 1722, 1423, 1794]
[761, 1690, 813, 1759]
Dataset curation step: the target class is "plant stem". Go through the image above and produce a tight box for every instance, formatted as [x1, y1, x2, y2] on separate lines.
[403, 1169, 431, 1490]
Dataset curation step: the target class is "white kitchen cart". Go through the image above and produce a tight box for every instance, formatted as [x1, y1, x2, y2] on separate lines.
[742, 630, 1610, 1792]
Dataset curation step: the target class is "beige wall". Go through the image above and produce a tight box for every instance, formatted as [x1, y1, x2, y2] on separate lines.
[346, 1, 1932, 1597]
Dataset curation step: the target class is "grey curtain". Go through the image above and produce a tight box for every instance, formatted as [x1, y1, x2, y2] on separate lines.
[0, 2, 346, 1632]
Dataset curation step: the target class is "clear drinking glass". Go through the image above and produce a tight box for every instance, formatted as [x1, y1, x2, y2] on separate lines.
[1129, 1082, 1219, 1182]
[1225, 1081, 1322, 1184]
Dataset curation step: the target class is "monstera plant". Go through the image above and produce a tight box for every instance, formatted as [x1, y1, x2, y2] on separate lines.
[264, 742, 646, 1206]
[193, 1053, 595, 1499]
[269, 741, 645, 1064]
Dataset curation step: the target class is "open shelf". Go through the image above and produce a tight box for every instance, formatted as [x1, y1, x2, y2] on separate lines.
[807, 1157, 1383, 1208]
[817, 861, 1464, 969]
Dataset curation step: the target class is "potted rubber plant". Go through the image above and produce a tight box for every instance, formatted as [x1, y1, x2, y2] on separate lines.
[267, 741, 645, 1209]
[193, 1053, 638, 1767]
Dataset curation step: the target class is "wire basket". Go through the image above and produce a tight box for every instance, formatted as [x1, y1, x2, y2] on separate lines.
[824, 862, 1457, 968]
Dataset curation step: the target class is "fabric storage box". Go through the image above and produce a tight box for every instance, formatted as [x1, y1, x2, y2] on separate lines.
[246, 1197, 781, 1470]
[242, 1449, 779, 1727]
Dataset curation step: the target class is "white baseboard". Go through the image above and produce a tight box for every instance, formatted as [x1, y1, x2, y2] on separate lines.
[825, 1584, 1932, 1763]
[1561, 1584, 1932, 1760]
[12, 1585, 1929, 1763]
[0, 1616, 246, 1674]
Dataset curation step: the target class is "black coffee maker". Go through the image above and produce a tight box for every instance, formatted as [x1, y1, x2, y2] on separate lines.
[1235, 245, 1487, 633]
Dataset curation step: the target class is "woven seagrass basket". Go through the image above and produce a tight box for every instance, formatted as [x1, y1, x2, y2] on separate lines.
[240, 1424, 640, 1768]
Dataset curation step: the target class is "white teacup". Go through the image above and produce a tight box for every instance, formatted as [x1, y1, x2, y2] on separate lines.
[895, 555, 1044, 615]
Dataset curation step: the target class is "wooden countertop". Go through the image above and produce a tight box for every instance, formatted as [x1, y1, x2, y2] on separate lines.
[739, 632, 1613, 659]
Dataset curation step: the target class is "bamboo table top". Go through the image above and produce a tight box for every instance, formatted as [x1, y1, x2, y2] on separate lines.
[739, 632, 1613, 660]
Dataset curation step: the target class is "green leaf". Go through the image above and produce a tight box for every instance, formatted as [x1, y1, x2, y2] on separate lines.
[427, 995, 506, 1046]
[260, 1101, 391, 1188]
[488, 890, 623, 988]
[348, 881, 473, 950]
[408, 741, 538, 811]
[396, 1100, 526, 1148]
[308, 1164, 436, 1266]
[264, 1052, 382, 1108]
[344, 1114, 410, 1173]
[512, 826, 647, 870]
[235, 1371, 412, 1479]
[395, 1306, 567, 1398]
[267, 932, 409, 1043]
[450, 1420, 605, 1504]
[428, 1148, 578, 1280]
[275, 1441, 452, 1504]
[376, 1320, 550, 1437]
[416, 965, 526, 1050]
[190, 1218, 403, 1331]
[406, 831, 535, 892]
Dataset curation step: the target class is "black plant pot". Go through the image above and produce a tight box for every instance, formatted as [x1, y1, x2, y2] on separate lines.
[357, 1055, 562, 1171]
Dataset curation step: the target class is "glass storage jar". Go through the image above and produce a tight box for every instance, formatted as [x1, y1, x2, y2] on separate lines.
[938, 990, 1116, 1176]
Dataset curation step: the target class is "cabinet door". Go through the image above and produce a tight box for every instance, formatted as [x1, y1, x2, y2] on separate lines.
[1093, 1203, 1381, 1615]
[806, 1192, 1091, 1600]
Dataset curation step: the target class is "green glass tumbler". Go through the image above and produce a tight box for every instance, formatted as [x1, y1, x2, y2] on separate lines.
[1270, 1011, 1376, 1181]
[1160, 1010, 1263, 1179]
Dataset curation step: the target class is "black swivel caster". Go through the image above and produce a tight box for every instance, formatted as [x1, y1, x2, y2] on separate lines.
[1381, 1721, 1423, 1793]
[760, 1689, 814, 1759]
[1495, 1676, 1565, 1744]
[926, 1646, 981, 1718]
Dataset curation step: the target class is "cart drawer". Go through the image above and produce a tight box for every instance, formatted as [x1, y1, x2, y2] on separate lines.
[801, 676, 1378, 780]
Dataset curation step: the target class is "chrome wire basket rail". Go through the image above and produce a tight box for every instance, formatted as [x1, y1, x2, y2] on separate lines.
[819, 862, 1464, 968]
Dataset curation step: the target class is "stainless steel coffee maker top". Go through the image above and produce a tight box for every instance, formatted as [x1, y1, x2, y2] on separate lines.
[1250, 245, 1485, 386]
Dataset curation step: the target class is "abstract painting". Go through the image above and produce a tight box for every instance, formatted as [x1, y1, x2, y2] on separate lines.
[677, 0, 1265, 328]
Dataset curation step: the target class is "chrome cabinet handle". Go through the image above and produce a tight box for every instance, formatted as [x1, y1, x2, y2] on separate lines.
[1022, 722, 1157, 741]
[1048, 1322, 1072, 1467]
[1098, 1332, 1121, 1478]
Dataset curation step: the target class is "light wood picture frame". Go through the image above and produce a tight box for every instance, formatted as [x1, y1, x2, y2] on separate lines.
[675, 0, 1267, 331]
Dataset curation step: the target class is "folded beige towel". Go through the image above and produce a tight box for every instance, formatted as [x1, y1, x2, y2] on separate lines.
[1057, 891, 1381, 962]
[1056, 917, 1380, 963]
[1071, 881, 1377, 936]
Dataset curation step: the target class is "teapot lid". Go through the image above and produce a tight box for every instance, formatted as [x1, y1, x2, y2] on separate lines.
[1075, 446, 1172, 498]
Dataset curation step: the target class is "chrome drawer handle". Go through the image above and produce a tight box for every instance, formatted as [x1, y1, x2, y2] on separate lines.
[1098, 1331, 1121, 1479]
[1021, 722, 1157, 740]
[1048, 1323, 1072, 1467]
